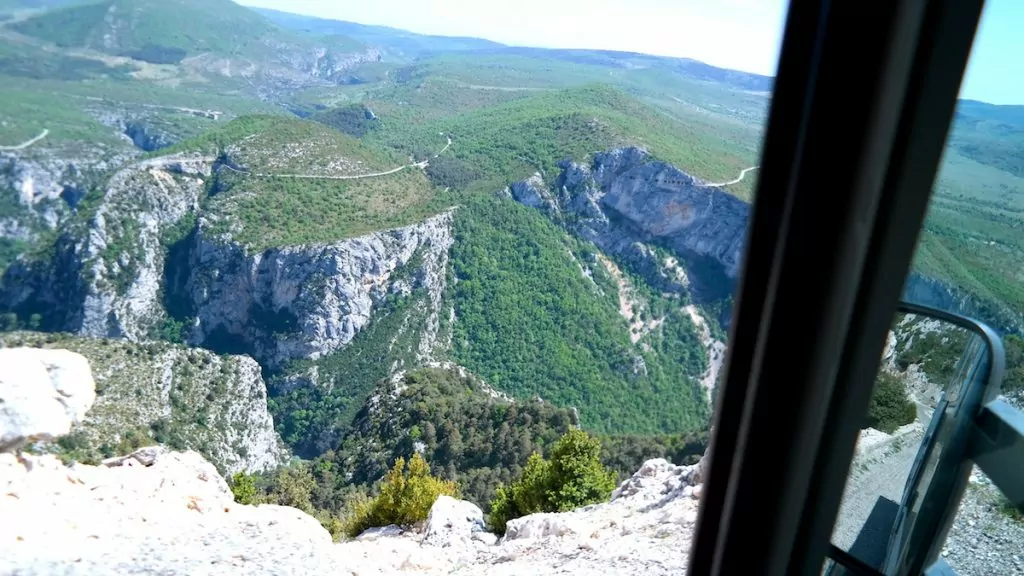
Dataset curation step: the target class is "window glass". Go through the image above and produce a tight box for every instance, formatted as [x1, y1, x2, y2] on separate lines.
[831, 1, 1024, 573]
[0, 0, 791, 573]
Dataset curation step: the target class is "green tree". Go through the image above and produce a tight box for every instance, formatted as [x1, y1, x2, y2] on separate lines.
[267, 464, 316, 513]
[229, 472, 259, 505]
[343, 453, 458, 538]
[867, 372, 918, 433]
[545, 429, 618, 511]
[488, 429, 616, 534]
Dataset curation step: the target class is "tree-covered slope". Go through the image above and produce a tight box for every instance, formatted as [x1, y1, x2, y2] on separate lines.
[255, 365, 710, 520]
[449, 195, 710, 435]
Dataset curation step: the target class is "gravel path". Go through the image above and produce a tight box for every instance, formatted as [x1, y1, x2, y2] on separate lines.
[832, 424, 923, 553]
[943, 469, 1024, 575]
[832, 424, 1024, 574]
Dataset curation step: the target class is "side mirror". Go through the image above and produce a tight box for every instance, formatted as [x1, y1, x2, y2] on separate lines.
[828, 302, 1018, 576]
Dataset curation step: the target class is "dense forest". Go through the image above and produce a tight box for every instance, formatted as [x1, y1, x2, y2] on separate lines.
[449, 195, 710, 435]
[246, 366, 712, 531]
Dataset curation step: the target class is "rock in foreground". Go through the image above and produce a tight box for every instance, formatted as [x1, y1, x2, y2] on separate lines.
[0, 348, 95, 453]
[0, 448, 335, 576]
[332, 457, 705, 576]
[0, 447, 705, 575]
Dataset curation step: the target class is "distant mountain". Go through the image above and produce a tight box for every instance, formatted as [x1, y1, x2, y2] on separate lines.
[12, 0, 367, 68]
[471, 47, 774, 93]
[254, 7, 505, 59]
[256, 8, 772, 93]
[949, 99, 1024, 178]
[0, 0, 84, 15]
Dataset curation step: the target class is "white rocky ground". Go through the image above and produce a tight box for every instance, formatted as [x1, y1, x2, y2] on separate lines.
[0, 448, 704, 575]
[0, 343, 706, 575]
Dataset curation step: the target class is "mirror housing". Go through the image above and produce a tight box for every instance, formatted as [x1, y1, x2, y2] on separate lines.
[828, 301, 1020, 576]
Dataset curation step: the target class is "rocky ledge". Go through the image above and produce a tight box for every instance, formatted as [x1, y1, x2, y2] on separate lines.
[0, 447, 704, 576]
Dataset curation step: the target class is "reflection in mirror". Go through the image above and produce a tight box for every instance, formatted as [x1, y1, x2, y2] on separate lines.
[829, 311, 980, 573]
[940, 465, 1024, 575]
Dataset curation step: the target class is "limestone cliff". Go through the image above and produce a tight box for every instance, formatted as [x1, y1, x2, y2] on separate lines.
[1, 153, 212, 338]
[511, 147, 1022, 335]
[1, 148, 454, 371]
[0, 142, 137, 255]
[509, 147, 748, 304]
[0, 333, 286, 474]
[180, 210, 454, 369]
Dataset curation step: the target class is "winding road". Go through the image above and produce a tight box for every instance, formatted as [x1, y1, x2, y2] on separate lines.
[0, 129, 49, 151]
[704, 165, 759, 187]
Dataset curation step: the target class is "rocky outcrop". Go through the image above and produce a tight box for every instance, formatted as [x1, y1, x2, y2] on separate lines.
[184, 210, 454, 368]
[0, 447, 335, 576]
[0, 348, 95, 453]
[0, 450, 704, 575]
[513, 148, 1023, 336]
[0, 153, 213, 338]
[508, 147, 747, 303]
[325, 457, 706, 575]
[123, 121, 175, 152]
[2, 144, 454, 372]
[0, 333, 287, 474]
[590, 148, 750, 278]
[0, 144, 137, 244]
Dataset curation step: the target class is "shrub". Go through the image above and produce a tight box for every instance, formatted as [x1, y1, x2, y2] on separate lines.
[867, 371, 918, 433]
[998, 494, 1023, 523]
[229, 472, 259, 505]
[342, 453, 458, 538]
[488, 429, 616, 534]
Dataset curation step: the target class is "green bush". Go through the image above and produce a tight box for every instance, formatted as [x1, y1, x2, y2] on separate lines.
[867, 372, 918, 433]
[343, 453, 458, 538]
[229, 472, 259, 505]
[488, 429, 616, 534]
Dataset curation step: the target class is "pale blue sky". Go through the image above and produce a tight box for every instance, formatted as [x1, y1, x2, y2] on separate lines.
[241, 0, 1023, 105]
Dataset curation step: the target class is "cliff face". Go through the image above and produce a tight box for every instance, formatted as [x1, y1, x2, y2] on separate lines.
[511, 147, 1021, 334]
[1, 153, 212, 338]
[181, 210, 454, 369]
[0, 332, 286, 474]
[589, 148, 750, 279]
[0, 143, 138, 256]
[509, 147, 748, 304]
[2, 149, 454, 371]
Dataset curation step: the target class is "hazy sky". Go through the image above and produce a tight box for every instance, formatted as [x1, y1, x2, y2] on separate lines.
[240, 0, 1023, 105]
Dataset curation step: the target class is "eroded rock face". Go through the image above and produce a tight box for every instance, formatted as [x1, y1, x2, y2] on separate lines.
[0, 348, 95, 453]
[185, 210, 454, 368]
[0, 144, 138, 256]
[509, 148, 748, 303]
[0, 154, 213, 338]
[0, 334, 287, 475]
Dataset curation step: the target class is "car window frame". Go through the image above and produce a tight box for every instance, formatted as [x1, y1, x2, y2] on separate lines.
[686, 0, 988, 575]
